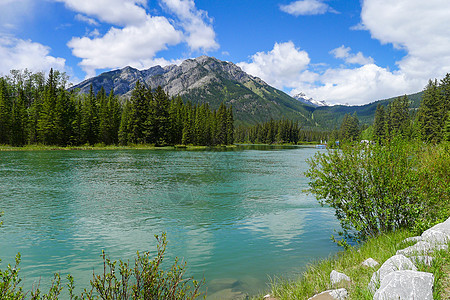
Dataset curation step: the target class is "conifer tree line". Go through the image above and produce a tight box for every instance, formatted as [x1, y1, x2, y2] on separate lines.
[0, 69, 234, 146]
[234, 119, 330, 144]
[372, 73, 450, 144]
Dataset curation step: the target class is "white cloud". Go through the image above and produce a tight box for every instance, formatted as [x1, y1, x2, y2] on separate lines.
[58, 0, 218, 77]
[55, 0, 148, 26]
[68, 17, 182, 78]
[292, 65, 415, 106]
[280, 0, 335, 16]
[238, 41, 314, 90]
[330, 45, 374, 65]
[75, 14, 99, 26]
[360, 0, 450, 84]
[243, 1, 450, 105]
[160, 0, 219, 52]
[0, 36, 66, 75]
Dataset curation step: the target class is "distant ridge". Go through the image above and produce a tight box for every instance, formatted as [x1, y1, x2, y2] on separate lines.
[71, 56, 316, 126]
[71, 56, 424, 129]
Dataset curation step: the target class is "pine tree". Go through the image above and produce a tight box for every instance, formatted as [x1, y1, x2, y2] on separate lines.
[389, 95, 410, 136]
[81, 84, 100, 145]
[226, 106, 234, 145]
[417, 79, 443, 143]
[151, 86, 170, 145]
[0, 78, 12, 144]
[373, 103, 386, 143]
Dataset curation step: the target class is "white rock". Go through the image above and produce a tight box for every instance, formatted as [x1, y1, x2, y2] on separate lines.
[421, 229, 450, 245]
[373, 270, 434, 300]
[368, 254, 416, 292]
[410, 255, 434, 266]
[361, 258, 379, 268]
[396, 240, 448, 256]
[330, 270, 350, 286]
[401, 236, 422, 244]
[307, 288, 348, 300]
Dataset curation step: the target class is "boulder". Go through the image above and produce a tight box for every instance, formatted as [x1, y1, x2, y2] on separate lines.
[368, 254, 416, 292]
[373, 270, 434, 300]
[330, 270, 350, 286]
[361, 258, 379, 268]
[396, 241, 448, 256]
[421, 229, 450, 245]
[410, 255, 434, 266]
[307, 288, 348, 300]
[401, 236, 422, 244]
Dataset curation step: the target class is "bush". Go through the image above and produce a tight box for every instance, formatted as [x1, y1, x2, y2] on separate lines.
[305, 139, 423, 241]
[0, 232, 205, 299]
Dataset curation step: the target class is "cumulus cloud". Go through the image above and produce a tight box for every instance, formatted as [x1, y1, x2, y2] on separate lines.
[280, 0, 336, 16]
[330, 45, 374, 65]
[238, 41, 315, 90]
[291, 65, 414, 106]
[0, 36, 66, 75]
[360, 0, 450, 84]
[68, 17, 182, 78]
[75, 14, 99, 26]
[55, 0, 148, 26]
[59, 0, 218, 77]
[161, 0, 219, 52]
[243, 1, 450, 105]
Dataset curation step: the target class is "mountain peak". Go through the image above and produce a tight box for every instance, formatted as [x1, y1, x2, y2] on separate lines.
[293, 92, 328, 107]
[70, 56, 315, 125]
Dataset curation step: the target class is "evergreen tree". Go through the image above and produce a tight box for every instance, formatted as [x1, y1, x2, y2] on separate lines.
[119, 100, 131, 145]
[417, 79, 443, 143]
[81, 84, 100, 145]
[373, 103, 386, 143]
[226, 106, 234, 145]
[37, 68, 59, 145]
[389, 95, 410, 136]
[0, 78, 12, 144]
[340, 112, 360, 142]
[151, 86, 170, 145]
[10, 87, 28, 146]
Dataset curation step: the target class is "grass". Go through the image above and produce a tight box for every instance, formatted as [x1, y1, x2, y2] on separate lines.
[255, 230, 450, 300]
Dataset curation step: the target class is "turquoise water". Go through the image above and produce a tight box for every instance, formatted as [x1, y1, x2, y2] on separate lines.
[0, 146, 340, 298]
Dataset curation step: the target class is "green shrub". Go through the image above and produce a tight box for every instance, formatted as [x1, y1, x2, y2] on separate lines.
[306, 139, 423, 241]
[0, 232, 204, 299]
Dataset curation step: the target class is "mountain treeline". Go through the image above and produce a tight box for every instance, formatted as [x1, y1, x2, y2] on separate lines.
[334, 73, 450, 144]
[234, 119, 330, 144]
[0, 69, 234, 147]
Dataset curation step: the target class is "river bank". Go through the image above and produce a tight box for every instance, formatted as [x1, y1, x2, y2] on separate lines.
[256, 220, 450, 300]
[0, 144, 238, 151]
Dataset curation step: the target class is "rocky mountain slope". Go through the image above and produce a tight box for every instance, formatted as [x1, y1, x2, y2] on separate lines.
[71, 56, 315, 126]
[71, 56, 424, 129]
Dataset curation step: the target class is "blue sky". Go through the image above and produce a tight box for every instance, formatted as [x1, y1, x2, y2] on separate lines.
[1, 0, 449, 105]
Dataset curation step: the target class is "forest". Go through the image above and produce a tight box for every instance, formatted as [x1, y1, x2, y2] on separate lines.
[0, 69, 234, 147]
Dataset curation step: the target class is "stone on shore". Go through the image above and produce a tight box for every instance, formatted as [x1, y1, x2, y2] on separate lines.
[396, 241, 448, 256]
[373, 270, 434, 300]
[361, 258, 379, 268]
[410, 255, 434, 266]
[330, 270, 351, 286]
[368, 254, 416, 292]
[307, 288, 348, 300]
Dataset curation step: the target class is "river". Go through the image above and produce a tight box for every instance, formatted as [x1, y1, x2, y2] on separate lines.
[0, 145, 340, 298]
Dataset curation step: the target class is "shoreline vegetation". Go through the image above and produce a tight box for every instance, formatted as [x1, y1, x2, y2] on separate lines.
[1, 69, 449, 299]
[0, 142, 321, 151]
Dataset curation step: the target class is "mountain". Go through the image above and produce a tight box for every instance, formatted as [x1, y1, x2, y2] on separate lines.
[311, 91, 424, 129]
[71, 56, 315, 126]
[71, 55, 424, 129]
[293, 92, 328, 107]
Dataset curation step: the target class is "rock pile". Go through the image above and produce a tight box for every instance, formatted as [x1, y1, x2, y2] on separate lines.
[369, 216, 450, 299]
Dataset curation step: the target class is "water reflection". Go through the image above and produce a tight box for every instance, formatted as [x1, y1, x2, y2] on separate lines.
[0, 146, 340, 298]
